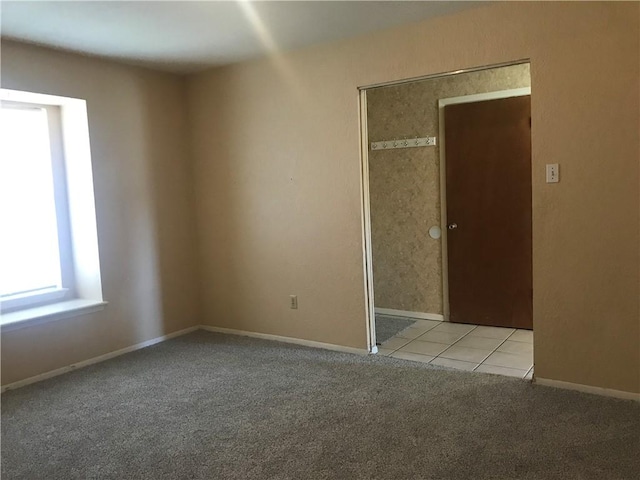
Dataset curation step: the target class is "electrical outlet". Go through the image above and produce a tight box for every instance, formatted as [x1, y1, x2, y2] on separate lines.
[289, 295, 298, 309]
[546, 164, 559, 183]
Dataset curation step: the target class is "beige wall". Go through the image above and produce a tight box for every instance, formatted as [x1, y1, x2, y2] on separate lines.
[368, 63, 530, 314]
[1, 41, 201, 385]
[1, 2, 638, 395]
[188, 2, 639, 393]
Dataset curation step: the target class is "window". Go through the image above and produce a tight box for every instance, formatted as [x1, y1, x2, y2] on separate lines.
[1, 103, 73, 310]
[0, 89, 104, 329]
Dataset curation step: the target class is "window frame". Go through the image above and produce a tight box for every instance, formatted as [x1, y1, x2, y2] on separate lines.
[0, 88, 106, 330]
[0, 101, 76, 312]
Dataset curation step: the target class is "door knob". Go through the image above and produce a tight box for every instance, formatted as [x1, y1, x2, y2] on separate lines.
[448, 223, 458, 230]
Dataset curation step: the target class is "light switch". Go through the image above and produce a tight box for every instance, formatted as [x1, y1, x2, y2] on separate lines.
[546, 164, 559, 183]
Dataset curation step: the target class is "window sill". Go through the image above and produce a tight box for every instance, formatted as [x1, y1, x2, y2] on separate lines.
[1, 299, 107, 332]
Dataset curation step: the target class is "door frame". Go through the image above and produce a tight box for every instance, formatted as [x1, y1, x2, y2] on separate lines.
[357, 61, 531, 354]
[358, 88, 378, 353]
[438, 87, 531, 321]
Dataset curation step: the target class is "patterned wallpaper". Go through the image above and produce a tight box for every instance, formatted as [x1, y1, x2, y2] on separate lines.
[367, 63, 530, 314]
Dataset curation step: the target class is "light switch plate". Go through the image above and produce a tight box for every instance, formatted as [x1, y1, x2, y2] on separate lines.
[546, 164, 559, 183]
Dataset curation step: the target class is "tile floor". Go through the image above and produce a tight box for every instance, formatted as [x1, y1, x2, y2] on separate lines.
[377, 318, 534, 379]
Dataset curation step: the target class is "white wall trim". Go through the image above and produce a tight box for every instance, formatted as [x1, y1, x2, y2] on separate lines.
[1, 299, 107, 332]
[358, 59, 530, 90]
[0, 88, 104, 314]
[535, 377, 640, 402]
[1, 325, 368, 393]
[374, 308, 444, 321]
[438, 87, 531, 109]
[5, 323, 639, 401]
[438, 86, 531, 321]
[200, 326, 369, 356]
[0, 326, 199, 393]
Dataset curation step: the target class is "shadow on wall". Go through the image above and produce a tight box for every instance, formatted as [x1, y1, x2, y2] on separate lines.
[136, 74, 201, 336]
[0, 43, 202, 386]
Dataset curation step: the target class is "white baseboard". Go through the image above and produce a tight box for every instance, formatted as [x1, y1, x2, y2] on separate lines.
[375, 308, 444, 322]
[1, 325, 367, 393]
[0, 326, 199, 393]
[200, 325, 368, 356]
[5, 323, 639, 403]
[535, 377, 640, 401]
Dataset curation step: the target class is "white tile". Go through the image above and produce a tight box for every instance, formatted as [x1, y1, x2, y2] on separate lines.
[430, 357, 477, 371]
[380, 337, 411, 350]
[468, 326, 515, 340]
[483, 351, 533, 370]
[497, 340, 533, 354]
[508, 329, 534, 343]
[475, 364, 529, 378]
[431, 322, 476, 334]
[376, 348, 395, 356]
[439, 345, 493, 363]
[454, 335, 505, 350]
[390, 351, 435, 364]
[396, 320, 440, 338]
[418, 330, 465, 345]
[394, 328, 424, 340]
[411, 319, 442, 331]
[397, 340, 449, 357]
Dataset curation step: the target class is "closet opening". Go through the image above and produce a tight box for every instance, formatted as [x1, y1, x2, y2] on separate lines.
[359, 61, 534, 379]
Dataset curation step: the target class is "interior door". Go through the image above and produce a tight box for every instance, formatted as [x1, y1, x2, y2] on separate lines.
[444, 95, 532, 329]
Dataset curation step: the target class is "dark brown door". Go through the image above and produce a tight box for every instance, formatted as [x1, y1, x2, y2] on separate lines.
[444, 96, 532, 329]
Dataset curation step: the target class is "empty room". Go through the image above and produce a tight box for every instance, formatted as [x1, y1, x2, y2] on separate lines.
[1, 1, 638, 479]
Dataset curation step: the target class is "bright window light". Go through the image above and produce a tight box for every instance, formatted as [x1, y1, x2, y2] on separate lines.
[1, 88, 104, 326]
[0, 106, 62, 297]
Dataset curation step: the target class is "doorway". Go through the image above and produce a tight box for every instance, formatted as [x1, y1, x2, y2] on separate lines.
[359, 62, 534, 378]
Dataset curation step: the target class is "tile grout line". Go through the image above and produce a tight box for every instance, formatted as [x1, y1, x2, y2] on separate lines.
[507, 329, 535, 344]
[381, 318, 442, 356]
[379, 318, 534, 375]
[427, 325, 479, 366]
[473, 329, 534, 375]
[403, 322, 479, 362]
[471, 330, 517, 371]
[524, 365, 534, 380]
[497, 328, 534, 371]
[431, 325, 521, 368]
[378, 318, 429, 354]
[512, 330, 535, 379]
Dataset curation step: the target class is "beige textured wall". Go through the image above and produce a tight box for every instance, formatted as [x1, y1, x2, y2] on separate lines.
[189, 2, 639, 393]
[367, 64, 530, 314]
[1, 41, 201, 385]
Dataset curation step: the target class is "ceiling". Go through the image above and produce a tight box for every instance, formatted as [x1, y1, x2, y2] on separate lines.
[0, 1, 483, 74]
